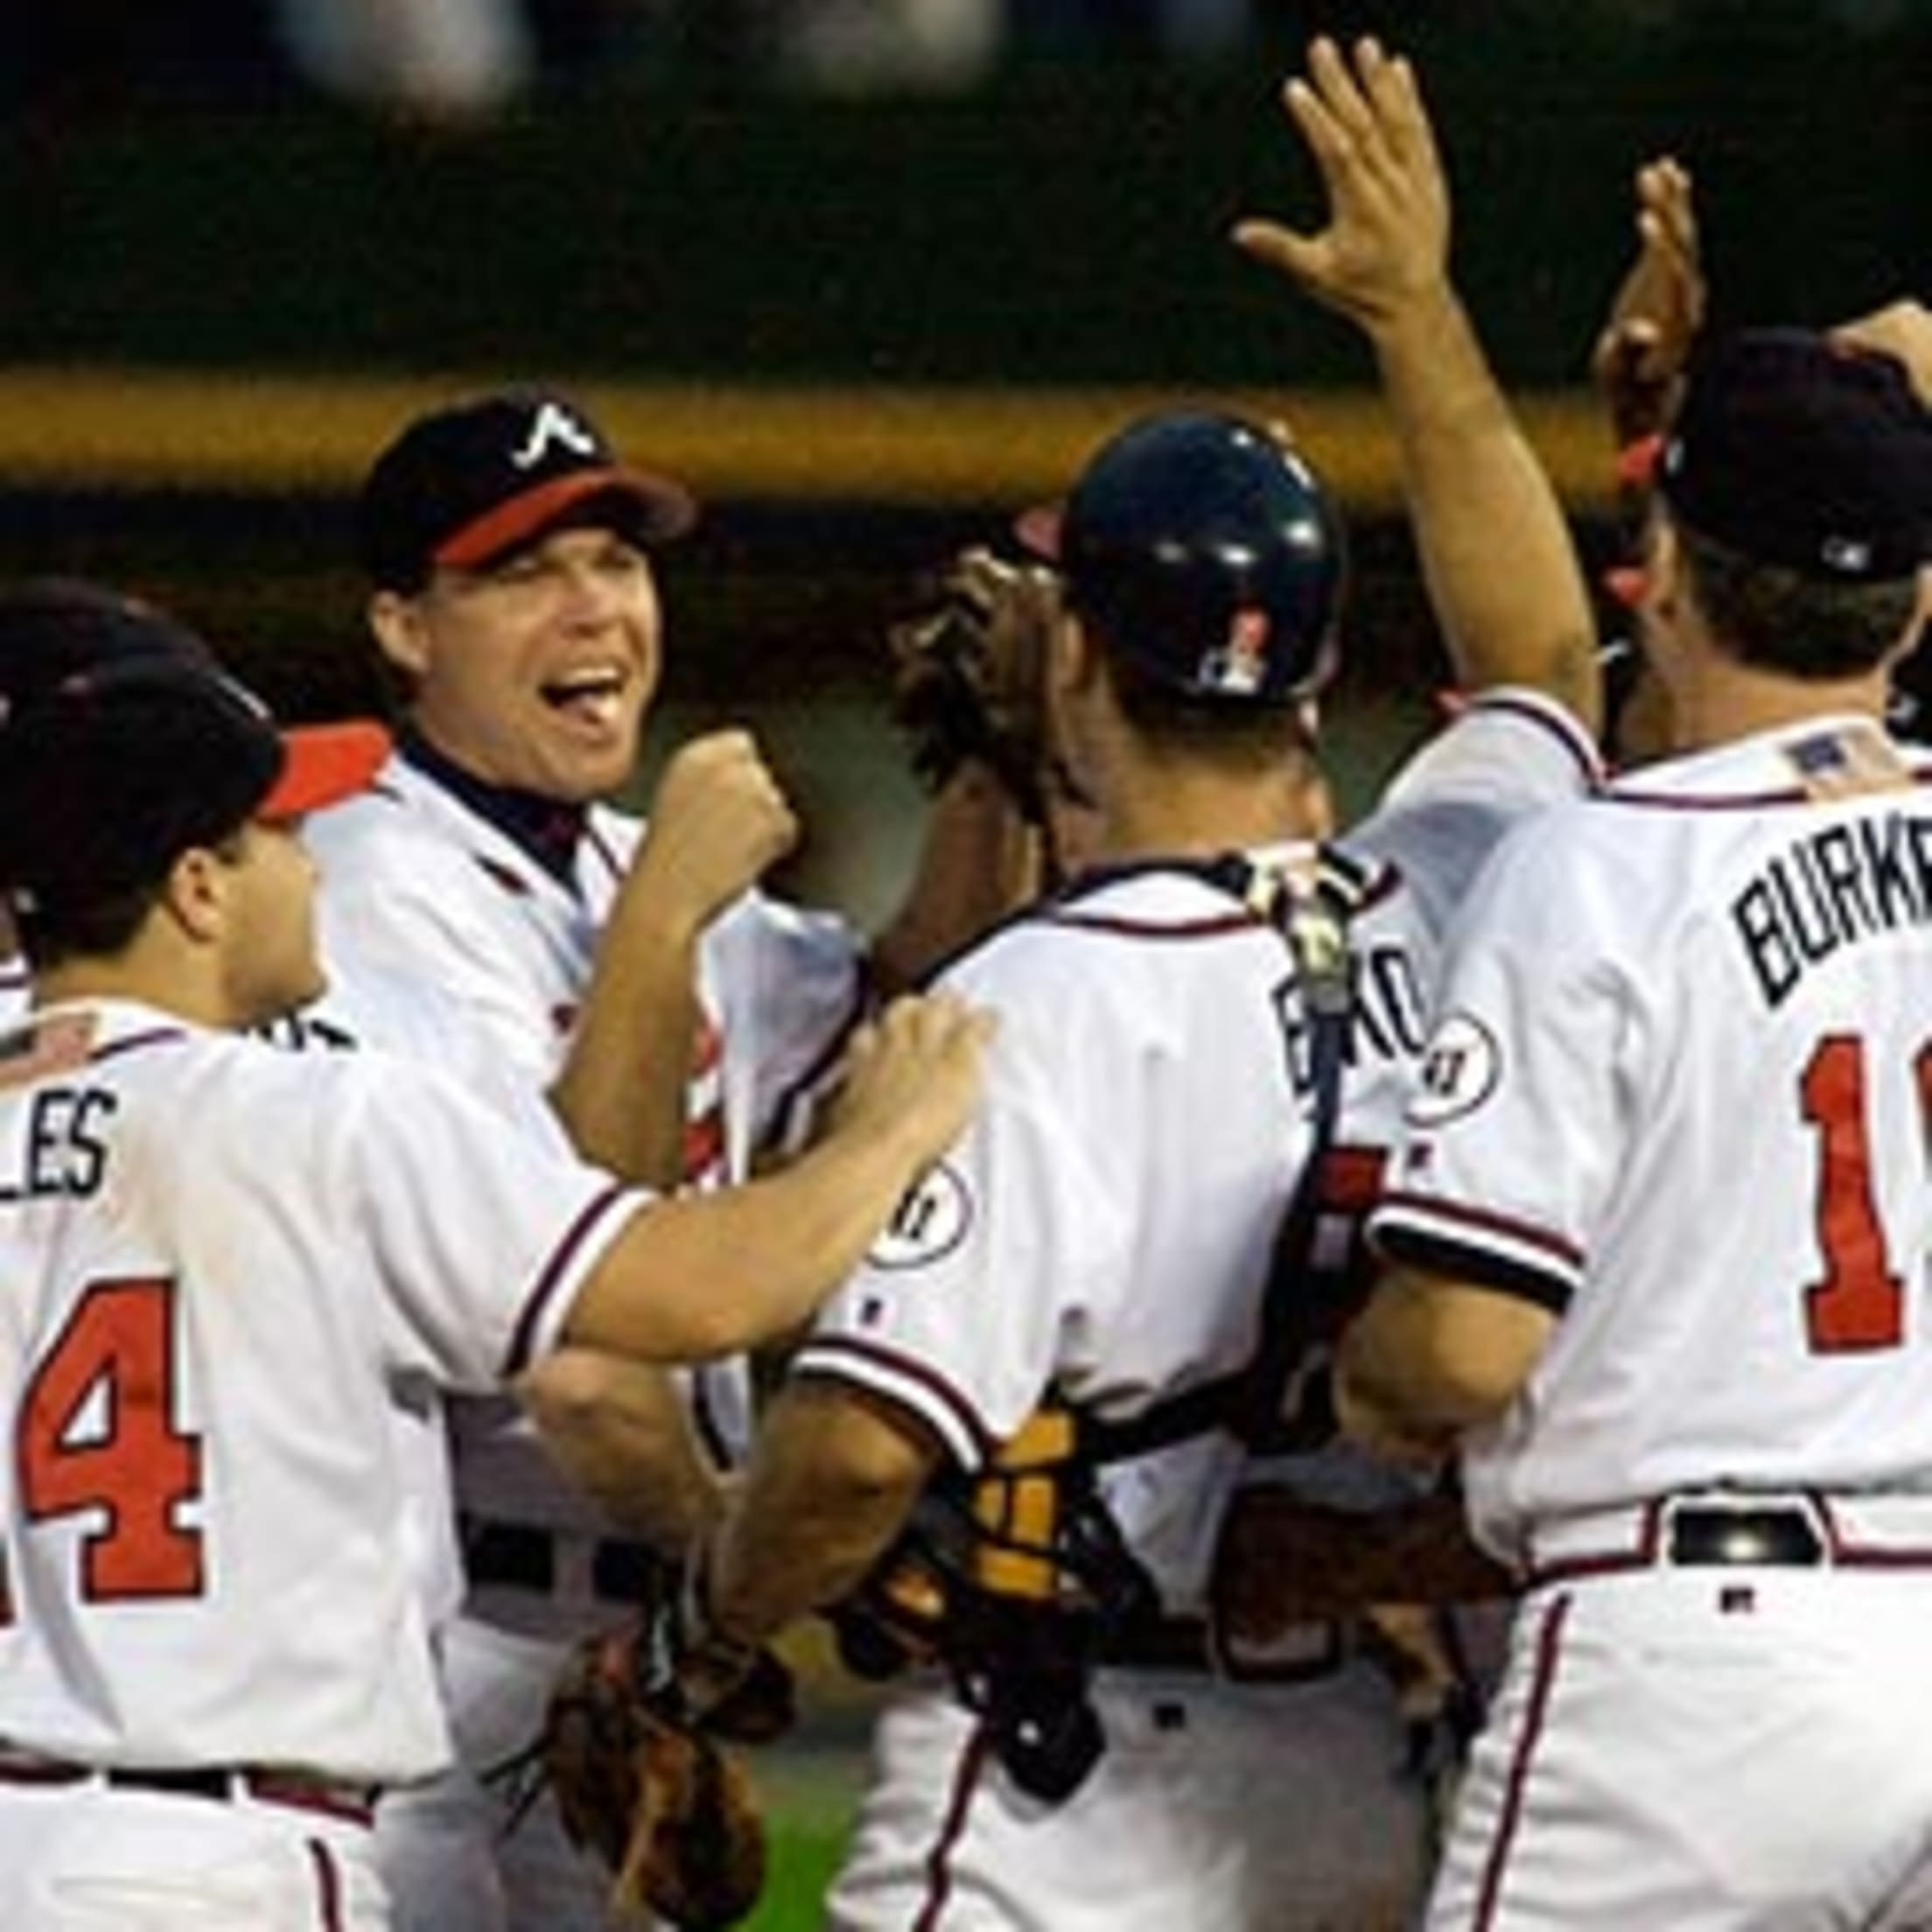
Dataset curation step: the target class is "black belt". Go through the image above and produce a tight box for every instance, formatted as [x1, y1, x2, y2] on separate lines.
[1667, 1505, 1824, 1568]
[460, 1516, 667, 1603]
[0, 1755, 377, 1825]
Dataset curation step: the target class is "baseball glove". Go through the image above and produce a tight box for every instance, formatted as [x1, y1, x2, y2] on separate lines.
[887, 546, 1072, 827]
[1208, 1481, 1512, 1668]
[544, 1626, 768, 1929]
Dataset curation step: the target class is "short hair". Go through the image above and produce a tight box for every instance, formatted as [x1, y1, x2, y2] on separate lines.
[1675, 520, 1921, 680]
[1102, 647, 1320, 772]
[12, 828, 248, 972]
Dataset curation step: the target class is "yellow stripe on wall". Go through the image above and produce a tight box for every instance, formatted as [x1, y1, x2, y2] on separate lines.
[0, 368, 1624, 511]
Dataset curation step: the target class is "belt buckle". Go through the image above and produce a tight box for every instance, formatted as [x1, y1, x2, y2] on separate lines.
[1665, 1500, 1824, 1568]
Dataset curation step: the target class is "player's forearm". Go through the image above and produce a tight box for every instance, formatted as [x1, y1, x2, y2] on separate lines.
[872, 762, 1039, 997]
[519, 1348, 724, 1551]
[1368, 286, 1602, 732]
[568, 1120, 929, 1362]
[1338, 1266, 1544, 1452]
[550, 906, 701, 1189]
[704, 1382, 933, 1651]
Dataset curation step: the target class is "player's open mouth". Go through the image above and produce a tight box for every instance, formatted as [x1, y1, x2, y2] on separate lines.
[540, 668, 628, 730]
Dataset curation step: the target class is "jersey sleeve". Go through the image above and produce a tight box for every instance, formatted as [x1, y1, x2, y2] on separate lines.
[1368, 808, 1626, 1311]
[787, 955, 1129, 1471]
[1379, 688, 1602, 816]
[1347, 690, 1605, 970]
[337, 1055, 649, 1390]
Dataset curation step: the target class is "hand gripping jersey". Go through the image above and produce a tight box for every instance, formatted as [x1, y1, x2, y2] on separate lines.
[1371, 715, 1932, 1570]
[0, 998, 644, 1785]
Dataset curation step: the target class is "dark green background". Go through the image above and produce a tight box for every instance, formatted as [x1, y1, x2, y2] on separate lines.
[3, 2, 1924, 388]
[0, 2, 1914, 749]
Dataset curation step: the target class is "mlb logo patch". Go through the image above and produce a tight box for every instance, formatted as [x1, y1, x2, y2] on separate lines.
[1196, 606, 1271, 696]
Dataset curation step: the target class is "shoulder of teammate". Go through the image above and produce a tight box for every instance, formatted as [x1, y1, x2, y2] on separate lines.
[270, 959, 566, 1142]
[306, 778, 486, 890]
[1377, 686, 1604, 818]
[1429, 788, 1625, 989]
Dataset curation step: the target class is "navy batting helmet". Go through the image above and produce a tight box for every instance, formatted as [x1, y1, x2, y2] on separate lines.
[1020, 411, 1346, 704]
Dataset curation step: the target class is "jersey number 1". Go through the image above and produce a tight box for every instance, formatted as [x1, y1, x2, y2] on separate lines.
[14, 1278, 205, 1607]
[1799, 1035, 1927, 1353]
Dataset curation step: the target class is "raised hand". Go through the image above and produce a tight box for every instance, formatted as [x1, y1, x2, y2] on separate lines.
[1590, 157, 1705, 448]
[1232, 36, 1450, 336]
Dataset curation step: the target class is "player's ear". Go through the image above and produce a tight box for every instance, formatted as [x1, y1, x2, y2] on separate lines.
[1054, 609, 1104, 700]
[368, 589, 432, 682]
[158, 842, 234, 946]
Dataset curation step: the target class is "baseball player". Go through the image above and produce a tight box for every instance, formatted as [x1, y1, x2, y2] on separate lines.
[305, 387, 1029, 1925]
[1343, 328, 1932, 1928]
[646, 39, 1606, 1929]
[0, 597, 991, 1931]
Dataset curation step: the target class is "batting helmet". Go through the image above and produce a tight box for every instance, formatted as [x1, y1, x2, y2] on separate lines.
[1021, 411, 1346, 704]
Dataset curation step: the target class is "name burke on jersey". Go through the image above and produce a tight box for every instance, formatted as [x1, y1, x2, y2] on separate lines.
[1732, 810, 1932, 1009]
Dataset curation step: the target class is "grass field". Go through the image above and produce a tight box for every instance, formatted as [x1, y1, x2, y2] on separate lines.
[747, 1746, 868, 1930]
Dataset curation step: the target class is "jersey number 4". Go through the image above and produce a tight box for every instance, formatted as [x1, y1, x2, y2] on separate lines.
[1800, 1034, 1928, 1353]
[2, 1278, 204, 1624]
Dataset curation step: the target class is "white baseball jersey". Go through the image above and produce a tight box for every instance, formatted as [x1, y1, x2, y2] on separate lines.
[0, 997, 645, 1784]
[307, 751, 863, 1521]
[795, 691, 1597, 1931]
[1371, 716, 1932, 1564]
[799, 690, 1600, 1603]
[264, 953, 570, 1641]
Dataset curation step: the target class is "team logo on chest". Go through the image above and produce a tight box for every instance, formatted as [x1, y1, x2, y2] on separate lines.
[866, 1160, 972, 1270]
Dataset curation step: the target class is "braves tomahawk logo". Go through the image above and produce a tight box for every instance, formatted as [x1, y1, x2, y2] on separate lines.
[510, 402, 600, 472]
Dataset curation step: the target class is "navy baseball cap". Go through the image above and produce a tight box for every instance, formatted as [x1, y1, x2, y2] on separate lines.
[0, 578, 220, 717]
[358, 388, 697, 592]
[1658, 328, 1932, 584]
[0, 598, 390, 909]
